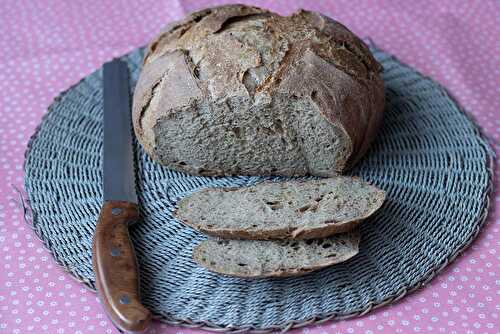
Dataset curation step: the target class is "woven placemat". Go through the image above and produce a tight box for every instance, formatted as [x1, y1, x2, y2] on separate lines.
[24, 46, 494, 332]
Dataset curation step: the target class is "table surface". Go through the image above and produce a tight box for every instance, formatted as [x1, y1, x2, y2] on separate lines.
[0, 1, 498, 333]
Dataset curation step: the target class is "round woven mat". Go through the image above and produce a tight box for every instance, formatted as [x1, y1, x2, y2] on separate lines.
[24, 46, 494, 332]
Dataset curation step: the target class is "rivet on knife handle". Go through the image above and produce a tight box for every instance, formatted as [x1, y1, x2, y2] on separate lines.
[93, 201, 151, 332]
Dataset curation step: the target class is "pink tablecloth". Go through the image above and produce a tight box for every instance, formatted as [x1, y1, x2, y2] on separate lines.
[0, 1, 498, 333]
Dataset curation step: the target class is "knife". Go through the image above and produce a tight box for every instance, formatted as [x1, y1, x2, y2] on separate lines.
[92, 59, 152, 332]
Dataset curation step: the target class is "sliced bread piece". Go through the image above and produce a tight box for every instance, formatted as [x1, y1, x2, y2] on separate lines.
[175, 176, 385, 239]
[193, 230, 360, 278]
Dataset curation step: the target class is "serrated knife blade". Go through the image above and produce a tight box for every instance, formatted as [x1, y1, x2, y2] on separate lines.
[103, 59, 138, 203]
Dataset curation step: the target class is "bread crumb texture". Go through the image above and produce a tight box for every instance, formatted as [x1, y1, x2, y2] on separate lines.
[175, 176, 385, 239]
[193, 230, 360, 277]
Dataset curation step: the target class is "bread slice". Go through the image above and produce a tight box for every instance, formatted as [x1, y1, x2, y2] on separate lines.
[175, 176, 385, 239]
[193, 230, 360, 278]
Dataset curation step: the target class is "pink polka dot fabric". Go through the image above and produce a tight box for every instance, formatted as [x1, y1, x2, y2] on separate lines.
[0, 1, 498, 333]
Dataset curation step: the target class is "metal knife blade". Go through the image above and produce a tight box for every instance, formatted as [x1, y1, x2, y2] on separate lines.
[103, 59, 138, 203]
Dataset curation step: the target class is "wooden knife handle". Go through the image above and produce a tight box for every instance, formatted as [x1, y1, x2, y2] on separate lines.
[92, 201, 151, 332]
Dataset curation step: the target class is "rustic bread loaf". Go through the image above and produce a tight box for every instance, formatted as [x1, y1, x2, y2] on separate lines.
[175, 176, 385, 239]
[133, 4, 385, 177]
[193, 230, 360, 278]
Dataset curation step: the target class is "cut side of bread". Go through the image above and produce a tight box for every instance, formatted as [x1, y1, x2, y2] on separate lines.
[193, 230, 360, 278]
[175, 176, 385, 239]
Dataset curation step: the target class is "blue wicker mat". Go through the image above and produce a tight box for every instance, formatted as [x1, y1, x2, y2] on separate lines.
[23, 47, 494, 332]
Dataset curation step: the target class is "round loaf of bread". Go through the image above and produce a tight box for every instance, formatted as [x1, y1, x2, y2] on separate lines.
[132, 4, 384, 176]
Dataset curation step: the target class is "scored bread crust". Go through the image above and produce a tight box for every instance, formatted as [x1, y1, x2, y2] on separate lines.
[193, 230, 361, 278]
[174, 177, 386, 240]
[132, 4, 385, 177]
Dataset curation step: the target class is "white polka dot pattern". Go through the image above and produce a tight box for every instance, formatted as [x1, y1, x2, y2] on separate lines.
[0, 1, 498, 333]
